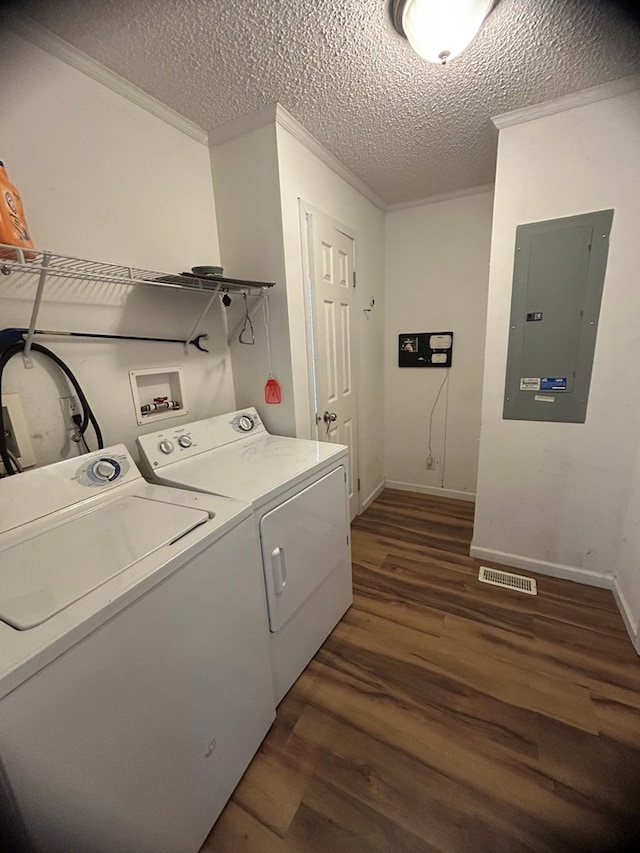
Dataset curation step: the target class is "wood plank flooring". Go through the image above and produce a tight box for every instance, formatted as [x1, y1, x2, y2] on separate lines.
[202, 489, 640, 853]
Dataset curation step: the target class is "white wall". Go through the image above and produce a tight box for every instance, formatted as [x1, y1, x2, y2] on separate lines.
[384, 191, 493, 499]
[0, 31, 233, 467]
[472, 91, 640, 646]
[616, 434, 640, 653]
[276, 123, 387, 508]
[209, 125, 295, 437]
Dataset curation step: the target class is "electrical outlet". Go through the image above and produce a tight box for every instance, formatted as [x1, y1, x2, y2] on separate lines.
[60, 395, 81, 425]
[426, 455, 435, 470]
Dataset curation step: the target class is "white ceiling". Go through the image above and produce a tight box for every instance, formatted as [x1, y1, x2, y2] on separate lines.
[19, 0, 640, 205]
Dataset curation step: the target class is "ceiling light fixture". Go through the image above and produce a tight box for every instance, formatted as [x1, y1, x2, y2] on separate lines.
[392, 0, 496, 65]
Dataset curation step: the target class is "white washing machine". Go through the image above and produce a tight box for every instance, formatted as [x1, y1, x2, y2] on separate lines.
[0, 445, 275, 853]
[137, 408, 353, 703]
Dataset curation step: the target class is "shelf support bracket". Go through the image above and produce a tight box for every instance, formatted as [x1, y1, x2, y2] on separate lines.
[23, 252, 51, 369]
[183, 291, 219, 355]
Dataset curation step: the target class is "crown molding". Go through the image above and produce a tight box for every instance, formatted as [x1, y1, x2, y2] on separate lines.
[493, 74, 640, 130]
[7, 13, 209, 145]
[274, 105, 387, 210]
[387, 182, 495, 212]
[208, 102, 387, 211]
[207, 104, 279, 146]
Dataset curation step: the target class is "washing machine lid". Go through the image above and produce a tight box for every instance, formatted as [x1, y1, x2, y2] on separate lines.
[156, 434, 347, 505]
[0, 495, 208, 630]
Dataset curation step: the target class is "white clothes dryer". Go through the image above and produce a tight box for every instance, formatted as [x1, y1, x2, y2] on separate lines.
[137, 408, 353, 703]
[0, 445, 274, 853]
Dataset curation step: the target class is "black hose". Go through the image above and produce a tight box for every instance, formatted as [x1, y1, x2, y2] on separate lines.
[0, 341, 104, 476]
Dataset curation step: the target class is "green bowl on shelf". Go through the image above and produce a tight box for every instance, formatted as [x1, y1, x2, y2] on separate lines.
[191, 265, 224, 278]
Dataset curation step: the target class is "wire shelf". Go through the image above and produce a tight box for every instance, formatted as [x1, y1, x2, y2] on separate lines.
[0, 244, 274, 366]
[0, 244, 274, 294]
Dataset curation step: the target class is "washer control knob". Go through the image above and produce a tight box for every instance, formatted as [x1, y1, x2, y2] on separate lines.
[159, 439, 174, 455]
[177, 435, 193, 448]
[78, 456, 126, 486]
[238, 415, 254, 432]
[90, 458, 120, 481]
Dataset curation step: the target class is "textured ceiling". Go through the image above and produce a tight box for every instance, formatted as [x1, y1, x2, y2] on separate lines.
[16, 0, 640, 205]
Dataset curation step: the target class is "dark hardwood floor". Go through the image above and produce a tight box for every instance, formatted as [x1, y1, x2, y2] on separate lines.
[203, 489, 640, 852]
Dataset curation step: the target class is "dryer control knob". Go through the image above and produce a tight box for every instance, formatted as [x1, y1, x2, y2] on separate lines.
[159, 439, 174, 455]
[178, 435, 193, 448]
[238, 415, 254, 432]
[93, 459, 117, 481]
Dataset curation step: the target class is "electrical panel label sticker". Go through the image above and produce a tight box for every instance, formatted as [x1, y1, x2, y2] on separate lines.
[534, 395, 556, 403]
[540, 377, 567, 391]
[520, 377, 540, 391]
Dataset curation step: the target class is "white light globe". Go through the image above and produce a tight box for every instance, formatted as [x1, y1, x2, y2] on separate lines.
[402, 0, 494, 64]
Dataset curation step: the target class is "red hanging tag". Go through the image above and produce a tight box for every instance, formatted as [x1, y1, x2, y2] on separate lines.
[265, 376, 281, 404]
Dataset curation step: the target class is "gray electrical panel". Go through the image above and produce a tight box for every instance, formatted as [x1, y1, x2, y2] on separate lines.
[503, 209, 613, 424]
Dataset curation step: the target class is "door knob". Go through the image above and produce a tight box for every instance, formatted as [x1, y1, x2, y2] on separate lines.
[323, 411, 337, 424]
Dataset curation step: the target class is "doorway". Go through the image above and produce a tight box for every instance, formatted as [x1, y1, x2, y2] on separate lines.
[302, 205, 359, 519]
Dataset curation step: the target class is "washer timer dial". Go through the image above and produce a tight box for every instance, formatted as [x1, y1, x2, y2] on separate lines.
[177, 435, 193, 448]
[158, 439, 174, 455]
[87, 457, 121, 483]
[76, 454, 129, 487]
[232, 414, 255, 433]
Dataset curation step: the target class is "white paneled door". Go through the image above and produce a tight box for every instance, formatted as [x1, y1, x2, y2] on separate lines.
[306, 209, 359, 519]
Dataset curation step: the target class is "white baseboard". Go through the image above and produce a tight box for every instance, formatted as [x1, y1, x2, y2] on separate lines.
[469, 545, 613, 589]
[612, 578, 640, 656]
[360, 479, 385, 512]
[385, 480, 476, 503]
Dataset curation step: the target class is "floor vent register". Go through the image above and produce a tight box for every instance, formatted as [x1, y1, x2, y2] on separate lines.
[478, 566, 537, 595]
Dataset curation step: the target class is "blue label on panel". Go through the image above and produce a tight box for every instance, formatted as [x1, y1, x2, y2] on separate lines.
[541, 377, 567, 391]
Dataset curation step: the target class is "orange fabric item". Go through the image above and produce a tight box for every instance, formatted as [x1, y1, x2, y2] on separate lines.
[0, 162, 34, 258]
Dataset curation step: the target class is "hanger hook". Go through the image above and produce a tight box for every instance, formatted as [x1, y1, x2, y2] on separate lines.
[239, 292, 255, 345]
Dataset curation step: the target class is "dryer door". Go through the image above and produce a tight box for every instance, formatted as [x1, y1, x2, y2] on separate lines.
[259, 466, 348, 633]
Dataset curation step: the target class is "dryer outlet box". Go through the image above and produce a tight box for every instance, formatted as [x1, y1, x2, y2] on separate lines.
[1, 393, 36, 471]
